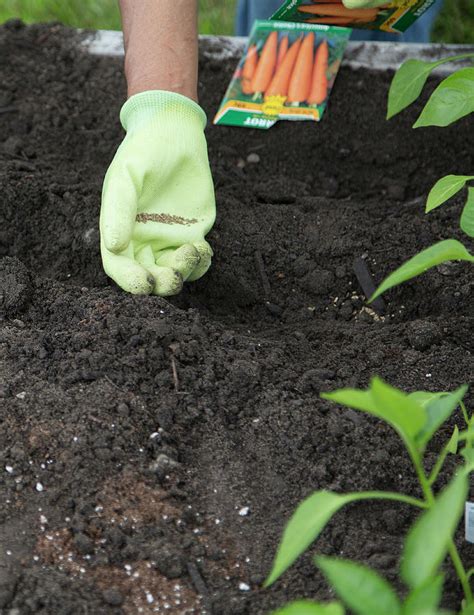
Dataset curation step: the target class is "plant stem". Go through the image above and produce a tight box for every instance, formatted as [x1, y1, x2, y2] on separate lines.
[351, 491, 427, 509]
[460, 401, 470, 427]
[407, 442, 473, 603]
[429, 438, 453, 486]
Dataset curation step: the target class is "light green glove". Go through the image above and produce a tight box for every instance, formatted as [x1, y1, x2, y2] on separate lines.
[342, 0, 391, 8]
[100, 91, 216, 296]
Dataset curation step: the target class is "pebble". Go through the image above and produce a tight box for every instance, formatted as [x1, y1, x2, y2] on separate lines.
[149, 454, 180, 480]
[102, 588, 124, 607]
[116, 402, 130, 417]
[246, 153, 260, 164]
[74, 532, 94, 555]
[407, 321, 441, 351]
[265, 302, 283, 317]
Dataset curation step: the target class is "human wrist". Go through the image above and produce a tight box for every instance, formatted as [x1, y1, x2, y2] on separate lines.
[120, 90, 207, 132]
[126, 72, 198, 102]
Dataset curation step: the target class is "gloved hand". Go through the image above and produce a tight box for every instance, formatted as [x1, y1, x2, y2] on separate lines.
[342, 0, 391, 8]
[100, 91, 216, 296]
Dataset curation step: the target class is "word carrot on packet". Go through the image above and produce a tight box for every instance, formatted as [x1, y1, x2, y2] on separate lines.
[271, 0, 438, 33]
[214, 20, 350, 130]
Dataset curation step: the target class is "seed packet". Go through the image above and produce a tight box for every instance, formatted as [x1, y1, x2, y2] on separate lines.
[271, 0, 438, 33]
[213, 20, 350, 130]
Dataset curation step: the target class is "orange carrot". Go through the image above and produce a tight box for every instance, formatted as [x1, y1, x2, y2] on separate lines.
[276, 35, 289, 71]
[241, 45, 258, 95]
[306, 16, 355, 24]
[265, 37, 302, 98]
[298, 4, 379, 20]
[250, 31, 278, 96]
[287, 33, 315, 104]
[308, 40, 328, 106]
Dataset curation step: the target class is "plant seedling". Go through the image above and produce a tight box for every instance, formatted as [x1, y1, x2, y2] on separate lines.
[371, 54, 474, 302]
[266, 378, 474, 615]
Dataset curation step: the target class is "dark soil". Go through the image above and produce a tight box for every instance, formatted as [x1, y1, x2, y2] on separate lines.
[0, 20, 473, 615]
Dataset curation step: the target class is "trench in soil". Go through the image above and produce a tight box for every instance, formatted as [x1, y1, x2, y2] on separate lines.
[0, 22, 473, 615]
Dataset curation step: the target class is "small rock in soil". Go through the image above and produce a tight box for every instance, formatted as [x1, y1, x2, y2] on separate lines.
[149, 453, 180, 480]
[303, 268, 335, 295]
[152, 545, 183, 578]
[407, 321, 441, 351]
[246, 153, 260, 164]
[0, 257, 32, 316]
[298, 368, 336, 393]
[73, 532, 94, 555]
[2, 135, 23, 155]
[102, 588, 124, 607]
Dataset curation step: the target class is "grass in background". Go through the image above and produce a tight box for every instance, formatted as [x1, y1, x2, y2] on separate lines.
[0, 0, 237, 34]
[432, 0, 474, 43]
[0, 0, 472, 41]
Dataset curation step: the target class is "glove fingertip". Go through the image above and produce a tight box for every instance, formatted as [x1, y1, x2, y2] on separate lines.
[102, 228, 131, 254]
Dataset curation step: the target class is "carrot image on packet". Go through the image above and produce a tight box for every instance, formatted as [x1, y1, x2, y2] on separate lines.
[271, 0, 439, 33]
[214, 20, 350, 130]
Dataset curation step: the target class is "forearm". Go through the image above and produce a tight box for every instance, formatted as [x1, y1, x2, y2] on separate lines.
[119, 0, 199, 101]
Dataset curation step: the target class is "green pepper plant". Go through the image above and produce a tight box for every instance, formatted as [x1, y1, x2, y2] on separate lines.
[371, 54, 474, 301]
[266, 378, 474, 615]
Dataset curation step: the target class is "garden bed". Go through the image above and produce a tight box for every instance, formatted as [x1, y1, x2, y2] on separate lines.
[0, 20, 473, 615]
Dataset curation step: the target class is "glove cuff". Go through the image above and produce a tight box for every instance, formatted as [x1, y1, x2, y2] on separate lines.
[120, 91, 207, 132]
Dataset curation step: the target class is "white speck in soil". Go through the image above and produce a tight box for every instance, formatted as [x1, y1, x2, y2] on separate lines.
[16, 391, 26, 399]
[146, 592, 154, 604]
[5, 465, 13, 473]
[35, 482, 44, 492]
[426, 373, 432, 378]
[239, 582, 250, 592]
[238, 507, 250, 516]
[6, 550, 12, 556]
[150, 432, 160, 439]
[40, 515, 48, 524]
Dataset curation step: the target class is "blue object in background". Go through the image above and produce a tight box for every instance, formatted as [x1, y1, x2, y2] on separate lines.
[235, 0, 443, 42]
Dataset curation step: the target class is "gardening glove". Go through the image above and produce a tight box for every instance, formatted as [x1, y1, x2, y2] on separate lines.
[342, 0, 391, 8]
[100, 91, 216, 296]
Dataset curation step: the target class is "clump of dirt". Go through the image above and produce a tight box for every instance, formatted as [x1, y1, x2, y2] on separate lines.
[0, 20, 473, 614]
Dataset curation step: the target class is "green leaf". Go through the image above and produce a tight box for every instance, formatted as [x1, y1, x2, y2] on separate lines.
[272, 601, 345, 615]
[414, 68, 474, 128]
[387, 54, 474, 120]
[370, 239, 474, 301]
[413, 386, 468, 449]
[387, 59, 441, 120]
[264, 491, 354, 587]
[265, 487, 419, 587]
[425, 175, 474, 213]
[323, 377, 426, 449]
[408, 391, 445, 407]
[447, 426, 459, 455]
[401, 472, 468, 589]
[461, 187, 474, 237]
[402, 575, 444, 614]
[461, 447, 474, 472]
[317, 557, 401, 615]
